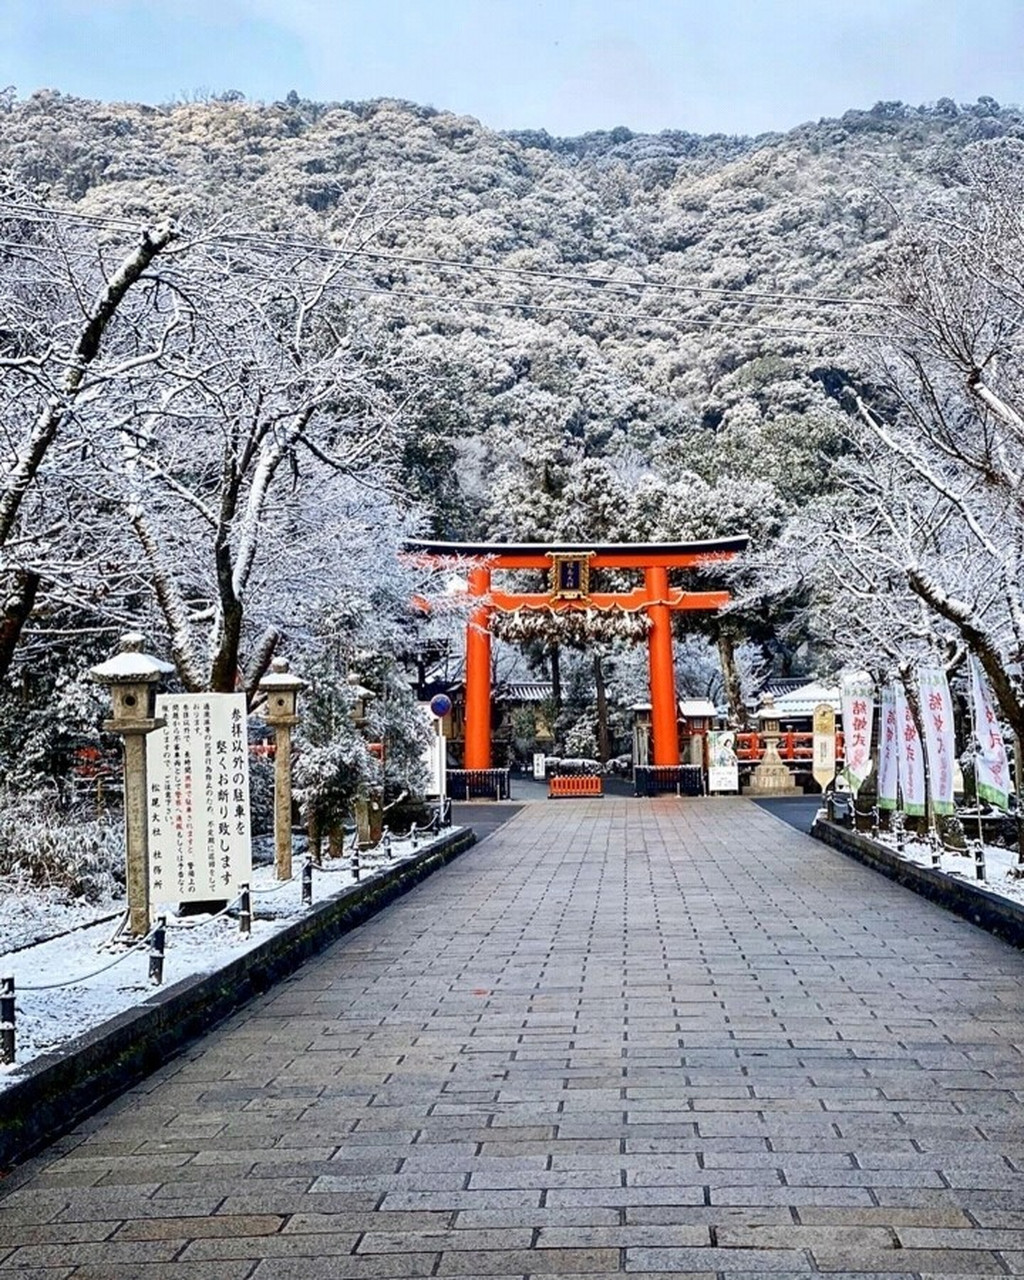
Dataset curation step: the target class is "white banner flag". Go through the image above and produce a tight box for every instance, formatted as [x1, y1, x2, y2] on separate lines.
[841, 671, 874, 794]
[918, 666, 956, 816]
[969, 655, 1010, 810]
[894, 684, 926, 816]
[877, 684, 899, 811]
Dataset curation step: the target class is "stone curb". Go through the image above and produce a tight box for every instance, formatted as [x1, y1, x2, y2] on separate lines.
[0, 827, 475, 1174]
[812, 817, 1024, 948]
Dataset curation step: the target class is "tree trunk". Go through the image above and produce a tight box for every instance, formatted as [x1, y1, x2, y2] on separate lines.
[0, 570, 40, 683]
[907, 566, 1024, 745]
[594, 651, 610, 762]
[900, 665, 931, 835]
[716, 627, 748, 729]
[550, 643, 562, 709]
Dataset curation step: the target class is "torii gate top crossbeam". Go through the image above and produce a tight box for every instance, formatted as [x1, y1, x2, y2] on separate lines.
[404, 535, 748, 570]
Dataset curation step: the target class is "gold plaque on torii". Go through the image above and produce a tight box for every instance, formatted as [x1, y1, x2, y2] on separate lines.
[547, 552, 593, 601]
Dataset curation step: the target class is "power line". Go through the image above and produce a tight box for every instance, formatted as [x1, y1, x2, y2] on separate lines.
[0, 236, 877, 343]
[334, 280, 880, 340]
[0, 197, 890, 317]
[220, 230, 886, 313]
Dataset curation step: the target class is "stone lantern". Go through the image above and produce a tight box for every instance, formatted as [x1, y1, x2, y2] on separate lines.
[631, 703, 653, 769]
[347, 676, 374, 728]
[745, 692, 798, 796]
[259, 657, 306, 880]
[90, 633, 174, 937]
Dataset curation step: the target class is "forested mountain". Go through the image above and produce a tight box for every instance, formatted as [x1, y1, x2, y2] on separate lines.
[3, 87, 1019, 545]
[3, 87, 1024, 789]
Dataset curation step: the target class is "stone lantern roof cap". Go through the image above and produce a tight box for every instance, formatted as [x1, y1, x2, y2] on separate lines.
[90, 633, 175, 683]
[259, 656, 307, 692]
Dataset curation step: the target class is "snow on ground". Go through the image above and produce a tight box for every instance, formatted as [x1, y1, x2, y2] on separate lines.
[0, 832, 448, 1087]
[871, 819, 1024, 903]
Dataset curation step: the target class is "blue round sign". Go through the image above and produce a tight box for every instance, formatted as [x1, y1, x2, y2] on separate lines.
[429, 693, 452, 718]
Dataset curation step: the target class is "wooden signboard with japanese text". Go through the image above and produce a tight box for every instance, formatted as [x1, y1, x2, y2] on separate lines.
[146, 693, 252, 903]
[707, 730, 739, 793]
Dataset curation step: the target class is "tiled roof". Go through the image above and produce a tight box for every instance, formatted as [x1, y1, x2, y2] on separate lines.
[494, 682, 554, 703]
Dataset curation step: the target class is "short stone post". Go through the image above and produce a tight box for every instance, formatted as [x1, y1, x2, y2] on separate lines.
[239, 883, 252, 936]
[90, 634, 173, 938]
[0, 975, 14, 1065]
[259, 658, 306, 881]
[148, 916, 166, 985]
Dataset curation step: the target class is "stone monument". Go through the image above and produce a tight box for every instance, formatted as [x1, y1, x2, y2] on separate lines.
[743, 692, 799, 796]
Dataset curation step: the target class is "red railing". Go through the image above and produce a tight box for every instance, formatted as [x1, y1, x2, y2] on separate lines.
[549, 775, 603, 798]
[694, 731, 845, 763]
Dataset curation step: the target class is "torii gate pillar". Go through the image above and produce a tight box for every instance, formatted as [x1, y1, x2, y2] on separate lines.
[645, 565, 680, 767]
[464, 566, 493, 770]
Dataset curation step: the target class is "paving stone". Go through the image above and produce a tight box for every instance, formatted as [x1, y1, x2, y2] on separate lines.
[6, 799, 1024, 1273]
[249, 1254, 438, 1278]
[356, 1227, 534, 1252]
[536, 1224, 709, 1247]
[811, 1249, 1005, 1272]
[179, 1232, 362, 1260]
[436, 1246, 620, 1274]
[625, 1245, 809, 1271]
[0, 1220, 119, 1246]
[716, 1224, 896, 1250]
[52, 1268, 250, 1280]
[1, 1239, 183, 1267]
[797, 1206, 974, 1227]
[113, 1214, 286, 1240]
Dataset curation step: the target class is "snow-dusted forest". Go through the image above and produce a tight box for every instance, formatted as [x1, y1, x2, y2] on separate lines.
[2, 86, 1024, 892]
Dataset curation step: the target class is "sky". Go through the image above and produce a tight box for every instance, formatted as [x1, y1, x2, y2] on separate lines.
[3, 0, 1021, 138]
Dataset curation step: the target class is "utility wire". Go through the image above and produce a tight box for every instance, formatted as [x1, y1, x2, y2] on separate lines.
[0, 197, 890, 316]
[0, 234, 872, 339]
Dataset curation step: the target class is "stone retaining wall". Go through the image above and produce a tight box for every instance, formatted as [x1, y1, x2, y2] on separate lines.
[813, 817, 1024, 949]
[0, 827, 475, 1172]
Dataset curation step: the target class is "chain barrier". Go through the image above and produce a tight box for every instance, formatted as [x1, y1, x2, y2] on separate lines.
[14, 926, 156, 993]
[250, 872, 298, 894]
[1, 821, 457, 1066]
[2, 909, 124, 960]
[840, 799, 994, 883]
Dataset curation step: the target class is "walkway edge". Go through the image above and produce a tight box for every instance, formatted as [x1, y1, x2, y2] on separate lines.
[0, 827, 475, 1174]
[812, 816, 1024, 947]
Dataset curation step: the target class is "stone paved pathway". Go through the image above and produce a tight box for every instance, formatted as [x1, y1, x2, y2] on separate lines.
[3, 797, 1024, 1278]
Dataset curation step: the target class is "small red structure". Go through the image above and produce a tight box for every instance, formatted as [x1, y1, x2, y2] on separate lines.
[406, 537, 747, 770]
[549, 774, 604, 798]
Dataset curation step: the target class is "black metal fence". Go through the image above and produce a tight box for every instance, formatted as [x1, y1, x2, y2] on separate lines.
[634, 764, 705, 797]
[446, 768, 512, 801]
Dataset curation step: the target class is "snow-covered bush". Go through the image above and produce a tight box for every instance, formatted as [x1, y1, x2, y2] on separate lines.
[247, 756, 275, 836]
[0, 795, 124, 902]
[563, 717, 598, 760]
[293, 734, 377, 841]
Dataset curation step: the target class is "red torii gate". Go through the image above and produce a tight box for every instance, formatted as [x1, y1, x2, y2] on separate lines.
[405, 537, 748, 770]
